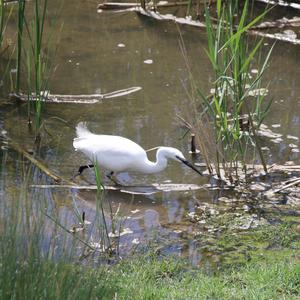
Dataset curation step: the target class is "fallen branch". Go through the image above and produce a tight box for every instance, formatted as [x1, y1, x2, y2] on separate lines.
[30, 183, 207, 195]
[3, 137, 75, 184]
[9, 86, 142, 104]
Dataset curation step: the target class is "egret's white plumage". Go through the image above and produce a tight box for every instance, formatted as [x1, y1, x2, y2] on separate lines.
[73, 122, 202, 176]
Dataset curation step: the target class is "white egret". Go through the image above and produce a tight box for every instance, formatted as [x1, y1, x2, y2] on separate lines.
[73, 122, 202, 183]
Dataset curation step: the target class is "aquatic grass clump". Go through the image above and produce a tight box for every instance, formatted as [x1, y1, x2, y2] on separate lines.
[195, 0, 274, 182]
[16, 0, 26, 94]
[14, 0, 52, 139]
[93, 163, 112, 254]
[30, 0, 48, 136]
[0, 0, 4, 48]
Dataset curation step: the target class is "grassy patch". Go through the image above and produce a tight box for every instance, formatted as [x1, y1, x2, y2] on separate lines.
[1, 242, 299, 300]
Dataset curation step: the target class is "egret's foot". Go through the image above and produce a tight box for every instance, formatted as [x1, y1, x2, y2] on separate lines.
[71, 164, 94, 180]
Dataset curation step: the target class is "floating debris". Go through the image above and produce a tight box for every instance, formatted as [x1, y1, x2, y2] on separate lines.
[132, 238, 140, 245]
[271, 124, 281, 128]
[249, 183, 268, 191]
[289, 143, 298, 148]
[248, 88, 268, 97]
[275, 29, 297, 40]
[271, 137, 283, 144]
[108, 228, 133, 238]
[287, 135, 299, 141]
[143, 59, 153, 64]
[70, 226, 84, 233]
[257, 126, 282, 139]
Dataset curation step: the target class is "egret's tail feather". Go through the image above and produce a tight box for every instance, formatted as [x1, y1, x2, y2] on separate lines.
[76, 122, 91, 138]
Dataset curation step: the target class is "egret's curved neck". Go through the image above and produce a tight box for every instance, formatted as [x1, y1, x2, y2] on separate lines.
[142, 148, 168, 174]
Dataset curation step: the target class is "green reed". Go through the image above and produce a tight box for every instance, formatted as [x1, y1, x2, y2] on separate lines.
[32, 0, 48, 134]
[15, 0, 49, 138]
[16, 0, 26, 93]
[198, 0, 273, 181]
[0, 0, 4, 48]
[94, 163, 113, 254]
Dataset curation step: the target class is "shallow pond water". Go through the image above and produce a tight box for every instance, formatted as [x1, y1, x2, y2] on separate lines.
[1, 0, 300, 266]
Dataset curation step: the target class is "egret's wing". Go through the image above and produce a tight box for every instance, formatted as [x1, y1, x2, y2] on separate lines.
[73, 134, 147, 172]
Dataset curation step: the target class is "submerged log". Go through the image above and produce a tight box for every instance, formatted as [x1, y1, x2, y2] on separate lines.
[10, 86, 142, 104]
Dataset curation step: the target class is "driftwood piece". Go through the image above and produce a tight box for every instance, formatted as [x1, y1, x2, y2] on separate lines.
[136, 8, 206, 27]
[9, 86, 142, 104]
[98, 6, 206, 27]
[255, 0, 300, 10]
[252, 17, 300, 29]
[30, 183, 207, 195]
[248, 29, 300, 45]
[98, 5, 300, 45]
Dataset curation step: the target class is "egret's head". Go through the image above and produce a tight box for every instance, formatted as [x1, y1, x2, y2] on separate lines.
[159, 147, 202, 176]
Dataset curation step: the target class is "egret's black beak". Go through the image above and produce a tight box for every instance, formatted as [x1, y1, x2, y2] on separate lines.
[176, 156, 202, 176]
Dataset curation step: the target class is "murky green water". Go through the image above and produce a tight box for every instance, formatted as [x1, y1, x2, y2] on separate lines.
[1, 0, 300, 265]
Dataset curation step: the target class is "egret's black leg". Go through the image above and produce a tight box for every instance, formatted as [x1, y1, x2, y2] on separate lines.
[72, 164, 94, 179]
[106, 171, 122, 186]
